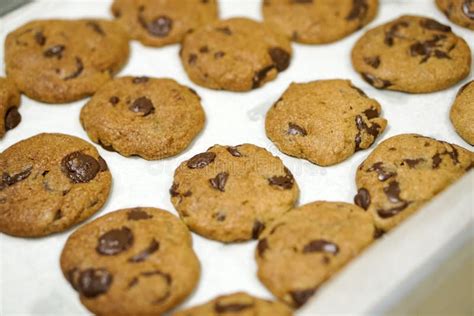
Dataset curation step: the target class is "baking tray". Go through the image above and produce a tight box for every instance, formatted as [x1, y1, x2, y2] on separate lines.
[0, 0, 473, 315]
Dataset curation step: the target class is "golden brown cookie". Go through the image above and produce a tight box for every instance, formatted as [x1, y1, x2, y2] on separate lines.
[60, 207, 200, 316]
[0, 133, 111, 237]
[80, 76, 205, 160]
[436, 0, 474, 30]
[265, 80, 387, 166]
[0, 77, 21, 138]
[450, 80, 474, 145]
[173, 292, 293, 316]
[170, 144, 299, 243]
[262, 0, 379, 44]
[256, 201, 375, 308]
[351, 15, 471, 93]
[354, 134, 473, 232]
[180, 18, 292, 91]
[5, 19, 129, 103]
[111, 0, 219, 47]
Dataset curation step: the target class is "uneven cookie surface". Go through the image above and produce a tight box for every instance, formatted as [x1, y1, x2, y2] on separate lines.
[256, 201, 374, 308]
[450, 81, 474, 145]
[180, 18, 292, 91]
[0, 77, 21, 138]
[266, 80, 387, 166]
[61, 208, 200, 315]
[0, 133, 111, 237]
[352, 15, 471, 93]
[111, 0, 218, 47]
[80, 76, 205, 160]
[262, 0, 379, 44]
[436, 0, 474, 30]
[354, 134, 473, 232]
[5, 19, 129, 103]
[173, 292, 293, 316]
[171, 144, 299, 243]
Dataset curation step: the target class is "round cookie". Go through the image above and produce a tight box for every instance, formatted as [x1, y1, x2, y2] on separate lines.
[111, 0, 219, 47]
[60, 207, 200, 316]
[262, 0, 379, 44]
[0, 77, 21, 138]
[256, 201, 375, 308]
[80, 76, 205, 160]
[170, 144, 299, 243]
[5, 19, 130, 103]
[351, 15, 471, 93]
[265, 80, 387, 166]
[0, 133, 111, 237]
[173, 292, 293, 316]
[436, 0, 474, 30]
[180, 18, 292, 91]
[354, 134, 473, 232]
[450, 80, 474, 145]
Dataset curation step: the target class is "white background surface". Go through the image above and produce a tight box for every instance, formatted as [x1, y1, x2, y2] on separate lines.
[0, 0, 473, 315]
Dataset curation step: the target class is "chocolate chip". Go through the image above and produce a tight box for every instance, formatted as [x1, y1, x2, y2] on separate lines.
[268, 167, 295, 190]
[227, 146, 242, 157]
[432, 153, 442, 168]
[252, 220, 265, 239]
[303, 239, 339, 254]
[420, 18, 451, 32]
[69, 268, 112, 298]
[367, 162, 396, 181]
[268, 47, 290, 72]
[61, 152, 101, 183]
[215, 302, 253, 313]
[354, 188, 370, 210]
[199, 46, 209, 53]
[354, 115, 381, 151]
[290, 288, 317, 308]
[86, 21, 105, 36]
[384, 21, 409, 46]
[128, 239, 159, 263]
[44, 45, 65, 59]
[0, 167, 32, 191]
[463, 0, 474, 19]
[384, 181, 403, 203]
[132, 76, 149, 84]
[64, 57, 84, 80]
[214, 51, 225, 59]
[54, 209, 63, 221]
[109, 96, 119, 105]
[377, 201, 409, 218]
[215, 26, 232, 35]
[403, 158, 425, 168]
[257, 238, 269, 257]
[252, 65, 275, 89]
[363, 56, 380, 69]
[34, 31, 46, 46]
[373, 227, 385, 239]
[288, 122, 307, 136]
[129, 97, 155, 116]
[188, 53, 197, 65]
[127, 209, 153, 221]
[187, 152, 216, 169]
[5, 107, 21, 131]
[147, 16, 173, 37]
[98, 157, 108, 172]
[346, 0, 369, 21]
[170, 183, 180, 197]
[409, 35, 451, 64]
[362, 73, 392, 89]
[363, 108, 379, 119]
[209, 172, 229, 192]
[96, 227, 134, 256]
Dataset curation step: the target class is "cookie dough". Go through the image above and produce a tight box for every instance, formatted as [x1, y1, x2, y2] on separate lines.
[170, 144, 299, 243]
[351, 15, 471, 93]
[265, 80, 387, 166]
[450, 80, 474, 145]
[0, 133, 111, 237]
[0, 77, 21, 138]
[436, 0, 474, 30]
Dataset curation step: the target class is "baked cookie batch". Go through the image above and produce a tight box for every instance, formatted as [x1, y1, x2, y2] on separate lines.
[0, 0, 473, 315]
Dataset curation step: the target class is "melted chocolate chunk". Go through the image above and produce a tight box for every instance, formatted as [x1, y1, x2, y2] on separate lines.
[463, 0, 474, 19]
[109, 96, 120, 105]
[363, 108, 379, 119]
[288, 122, 307, 136]
[384, 181, 403, 203]
[61, 152, 101, 183]
[34, 31, 46, 46]
[420, 18, 451, 32]
[377, 201, 410, 218]
[214, 302, 253, 313]
[227, 146, 242, 157]
[132, 76, 149, 84]
[98, 157, 108, 172]
[86, 21, 105, 35]
[0, 167, 32, 191]
[68, 268, 112, 298]
[127, 209, 153, 221]
[384, 21, 409, 46]
[128, 239, 159, 262]
[96, 227, 134, 256]
[5, 107, 21, 131]
[403, 158, 425, 168]
[129, 97, 155, 116]
[257, 238, 269, 257]
[290, 288, 317, 308]
[44, 45, 65, 59]
[64, 57, 84, 80]
[209, 172, 229, 192]
[432, 153, 443, 168]
[367, 162, 396, 181]
[252, 65, 275, 89]
[362, 73, 392, 89]
[169, 183, 180, 197]
[409, 35, 451, 64]
[268, 167, 295, 190]
[268, 47, 290, 72]
[187, 152, 216, 169]
[252, 220, 265, 239]
[354, 188, 371, 210]
[346, 0, 368, 21]
[303, 239, 339, 254]
[215, 26, 232, 35]
[354, 115, 382, 151]
[147, 16, 173, 37]
[364, 56, 380, 69]
[199, 46, 209, 53]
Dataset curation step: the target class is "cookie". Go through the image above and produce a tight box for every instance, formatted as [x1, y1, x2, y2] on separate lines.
[262, 0, 379, 44]
[180, 18, 292, 91]
[60, 207, 200, 316]
[111, 0, 218, 47]
[450, 81, 474, 145]
[265, 80, 387, 166]
[256, 201, 375, 308]
[0, 133, 111, 237]
[436, 0, 474, 30]
[354, 134, 473, 232]
[173, 292, 293, 316]
[351, 15, 471, 93]
[170, 144, 299, 243]
[5, 19, 129, 103]
[80, 76, 205, 160]
[0, 77, 21, 138]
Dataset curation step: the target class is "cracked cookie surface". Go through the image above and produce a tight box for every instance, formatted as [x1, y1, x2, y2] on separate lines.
[0, 133, 111, 237]
[436, 0, 474, 30]
[0, 77, 21, 138]
[351, 15, 471, 93]
[450, 81, 474, 145]
[265, 80, 387, 166]
[60, 207, 200, 315]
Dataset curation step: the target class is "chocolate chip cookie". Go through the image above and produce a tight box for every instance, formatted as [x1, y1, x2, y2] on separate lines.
[80, 76, 205, 160]
[60, 207, 200, 316]
[256, 201, 375, 308]
[354, 134, 473, 232]
[450, 81, 474, 145]
[0, 77, 21, 138]
[436, 0, 474, 30]
[0, 133, 111, 237]
[265, 80, 387, 166]
[111, 0, 218, 47]
[5, 19, 129, 103]
[170, 144, 299, 243]
[173, 292, 293, 316]
[351, 15, 471, 93]
[180, 18, 292, 91]
[262, 0, 379, 44]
